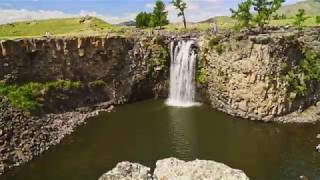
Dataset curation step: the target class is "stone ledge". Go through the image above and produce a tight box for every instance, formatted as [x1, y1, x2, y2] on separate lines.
[99, 157, 249, 180]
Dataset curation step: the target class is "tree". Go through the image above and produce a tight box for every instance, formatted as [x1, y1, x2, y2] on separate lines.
[293, 9, 307, 29]
[171, 0, 187, 29]
[316, 16, 320, 24]
[252, 0, 285, 32]
[135, 12, 152, 28]
[230, 0, 253, 30]
[153, 0, 169, 29]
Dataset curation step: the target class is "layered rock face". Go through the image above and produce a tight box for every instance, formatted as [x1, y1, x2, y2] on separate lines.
[99, 158, 249, 180]
[199, 29, 320, 121]
[0, 35, 170, 174]
[0, 35, 169, 105]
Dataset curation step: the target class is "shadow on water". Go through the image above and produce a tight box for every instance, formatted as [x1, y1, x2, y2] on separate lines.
[1, 100, 320, 180]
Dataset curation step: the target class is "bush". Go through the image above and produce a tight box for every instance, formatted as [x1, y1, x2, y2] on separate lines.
[293, 9, 307, 29]
[197, 68, 207, 84]
[148, 46, 169, 79]
[316, 16, 320, 24]
[88, 80, 106, 88]
[0, 80, 82, 112]
[285, 50, 320, 98]
[214, 44, 225, 55]
[208, 36, 223, 48]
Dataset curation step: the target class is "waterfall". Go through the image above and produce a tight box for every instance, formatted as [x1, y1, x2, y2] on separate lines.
[166, 39, 200, 107]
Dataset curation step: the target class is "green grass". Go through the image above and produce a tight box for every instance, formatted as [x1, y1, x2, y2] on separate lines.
[0, 17, 126, 40]
[0, 80, 82, 112]
[174, 16, 319, 32]
[278, 0, 320, 17]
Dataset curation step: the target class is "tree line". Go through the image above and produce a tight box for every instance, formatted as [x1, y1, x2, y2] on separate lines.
[135, 0, 187, 29]
[136, 0, 320, 31]
[231, 0, 320, 32]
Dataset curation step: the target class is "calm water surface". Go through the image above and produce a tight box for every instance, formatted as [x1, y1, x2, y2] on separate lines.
[2, 100, 320, 180]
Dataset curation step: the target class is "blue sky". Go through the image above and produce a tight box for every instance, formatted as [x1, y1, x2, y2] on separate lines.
[0, 0, 302, 24]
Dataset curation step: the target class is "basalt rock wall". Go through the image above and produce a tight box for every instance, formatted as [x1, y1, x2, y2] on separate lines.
[0, 35, 170, 107]
[0, 35, 170, 174]
[199, 29, 320, 122]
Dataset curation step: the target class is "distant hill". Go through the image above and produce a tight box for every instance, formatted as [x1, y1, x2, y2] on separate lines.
[199, 16, 235, 24]
[0, 17, 119, 39]
[199, 0, 320, 24]
[278, 0, 320, 17]
[118, 20, 136, 26]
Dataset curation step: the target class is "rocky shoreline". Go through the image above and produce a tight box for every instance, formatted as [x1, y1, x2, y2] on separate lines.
[0, 97, 114, 174]
[99, 158, 249, 180]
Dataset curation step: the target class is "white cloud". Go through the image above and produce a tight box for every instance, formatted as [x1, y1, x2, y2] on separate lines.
[0, 8, 136, 25]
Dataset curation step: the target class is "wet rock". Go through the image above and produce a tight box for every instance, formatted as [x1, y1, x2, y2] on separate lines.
[98, 162, 150, 180]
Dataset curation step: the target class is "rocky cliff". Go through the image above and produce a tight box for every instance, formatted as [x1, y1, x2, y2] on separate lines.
[0, 35, 171, 174]
[0, 35, 170, 106]
[198, 29, 320, 122]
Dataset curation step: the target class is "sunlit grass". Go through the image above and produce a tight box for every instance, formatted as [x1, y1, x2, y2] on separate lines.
[0, 17, 126, 40]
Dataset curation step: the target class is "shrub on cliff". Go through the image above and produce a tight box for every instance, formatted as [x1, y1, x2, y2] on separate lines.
[316, 16, 320, 24]
[197, 68, 207, 84]
[0, 80, 82, 112]
[285, 50, 320, 98]
[293, 9, 308, 29]
[147, 45, 169, 80]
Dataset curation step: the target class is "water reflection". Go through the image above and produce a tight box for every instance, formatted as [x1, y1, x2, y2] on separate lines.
[1, 100, 320, 180]
[167, 107, 199, 159]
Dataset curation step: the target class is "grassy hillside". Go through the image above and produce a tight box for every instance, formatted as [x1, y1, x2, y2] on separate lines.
[0, 17, 124, 39]
[192, 0, 320, 32]
[278, 0, 320, 17]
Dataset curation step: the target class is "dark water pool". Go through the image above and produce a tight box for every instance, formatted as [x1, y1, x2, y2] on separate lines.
[2, 100, 320, 180]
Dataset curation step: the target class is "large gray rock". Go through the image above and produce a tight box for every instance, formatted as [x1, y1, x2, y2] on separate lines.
[98, 162, 151, 180]
[98, 158, 249, 180]
[154, 158, 249, 180]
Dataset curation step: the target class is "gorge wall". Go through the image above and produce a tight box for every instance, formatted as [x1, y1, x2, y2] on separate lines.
[198, 29, 320, 122]
[0, 35, 170, 174]
[0, 35, 170, 107]
[1, 29, 320, 175]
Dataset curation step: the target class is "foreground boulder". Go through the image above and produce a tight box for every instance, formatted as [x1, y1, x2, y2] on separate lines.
[154, 158, 249, 180]
[99, 158, 249, 180]
[98, 162, 151, 180]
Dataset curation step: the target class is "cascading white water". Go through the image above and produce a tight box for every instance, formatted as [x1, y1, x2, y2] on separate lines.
[166, 39, 200, 107]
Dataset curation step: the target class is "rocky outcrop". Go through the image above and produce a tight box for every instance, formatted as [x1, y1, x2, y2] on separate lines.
[98, 162, 151, 180]
[0, 35, 170, 104]
[154, 158, 249, 180]
[198, 29, 320, 122]
[99, 158, 249, 180]
[0, 35, 171, 174]
[0, 96, 114, 174]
